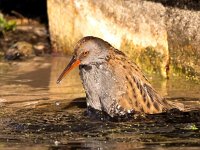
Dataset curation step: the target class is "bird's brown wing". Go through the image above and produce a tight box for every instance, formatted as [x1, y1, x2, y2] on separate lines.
[117, 74, 173, 114]
[108, 49, 174, 115]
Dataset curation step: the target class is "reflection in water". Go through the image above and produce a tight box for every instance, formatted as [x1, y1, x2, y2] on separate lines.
[49, 56, 85, 101]
[0, 56, 200, 150]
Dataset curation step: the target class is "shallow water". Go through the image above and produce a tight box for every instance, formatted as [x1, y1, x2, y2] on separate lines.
[0, 56, 200, 150]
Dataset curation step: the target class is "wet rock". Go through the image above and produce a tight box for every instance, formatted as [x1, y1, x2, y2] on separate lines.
[0, 51, 4, 60]
[47, 0, 200, 79]
[166, 7, 200, 80]
[33, 42, 46, 56]
[47, 0, 169, 77]
[5, 41, 34, 60]
[33, 26, 48, 37]
[0, 18, 50, 60]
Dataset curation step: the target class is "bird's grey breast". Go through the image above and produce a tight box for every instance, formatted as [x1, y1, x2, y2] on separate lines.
[79, 63, 125, 114]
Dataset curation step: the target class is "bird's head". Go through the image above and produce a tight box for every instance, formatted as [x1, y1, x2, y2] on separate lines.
[57, 36, 111, 84]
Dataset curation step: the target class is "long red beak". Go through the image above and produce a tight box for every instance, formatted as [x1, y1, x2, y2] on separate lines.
[57, 56, 80, 84]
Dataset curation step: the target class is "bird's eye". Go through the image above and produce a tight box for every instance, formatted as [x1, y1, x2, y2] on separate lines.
[83, 51, 89, 56]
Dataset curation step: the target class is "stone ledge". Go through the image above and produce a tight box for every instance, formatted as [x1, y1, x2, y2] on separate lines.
[47, 0, 200, 80]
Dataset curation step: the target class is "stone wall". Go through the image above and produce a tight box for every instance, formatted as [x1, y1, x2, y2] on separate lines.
[47, 0, 200, 80]
[166, 7, 200, 80]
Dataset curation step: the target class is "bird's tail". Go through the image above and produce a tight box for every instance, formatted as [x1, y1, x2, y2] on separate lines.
[167, 101, 185, 111]
[167, 100, 200, 112]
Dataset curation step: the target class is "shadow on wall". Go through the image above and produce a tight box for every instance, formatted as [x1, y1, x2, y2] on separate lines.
[0, 0, 48, 22]
[146, 0, 200, 11]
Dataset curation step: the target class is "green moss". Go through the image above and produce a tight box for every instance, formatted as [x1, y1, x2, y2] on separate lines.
[119, 38, 200, 81]
[169, 44, 200, 82]
[170, 63, 200, 82]
[181, 123, 198, 131]
[120, 38, 166, 77]
[169, 33, 200, 76]
[0, 13, 16, 34]
[138, 46, 165, 75]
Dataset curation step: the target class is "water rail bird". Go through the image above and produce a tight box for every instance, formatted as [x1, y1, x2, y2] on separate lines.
[57, 36, 182, 117]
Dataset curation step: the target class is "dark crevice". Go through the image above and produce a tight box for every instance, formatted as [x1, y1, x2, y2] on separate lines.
[0, 0, 48, 23]
[145, 0, 200, 11]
